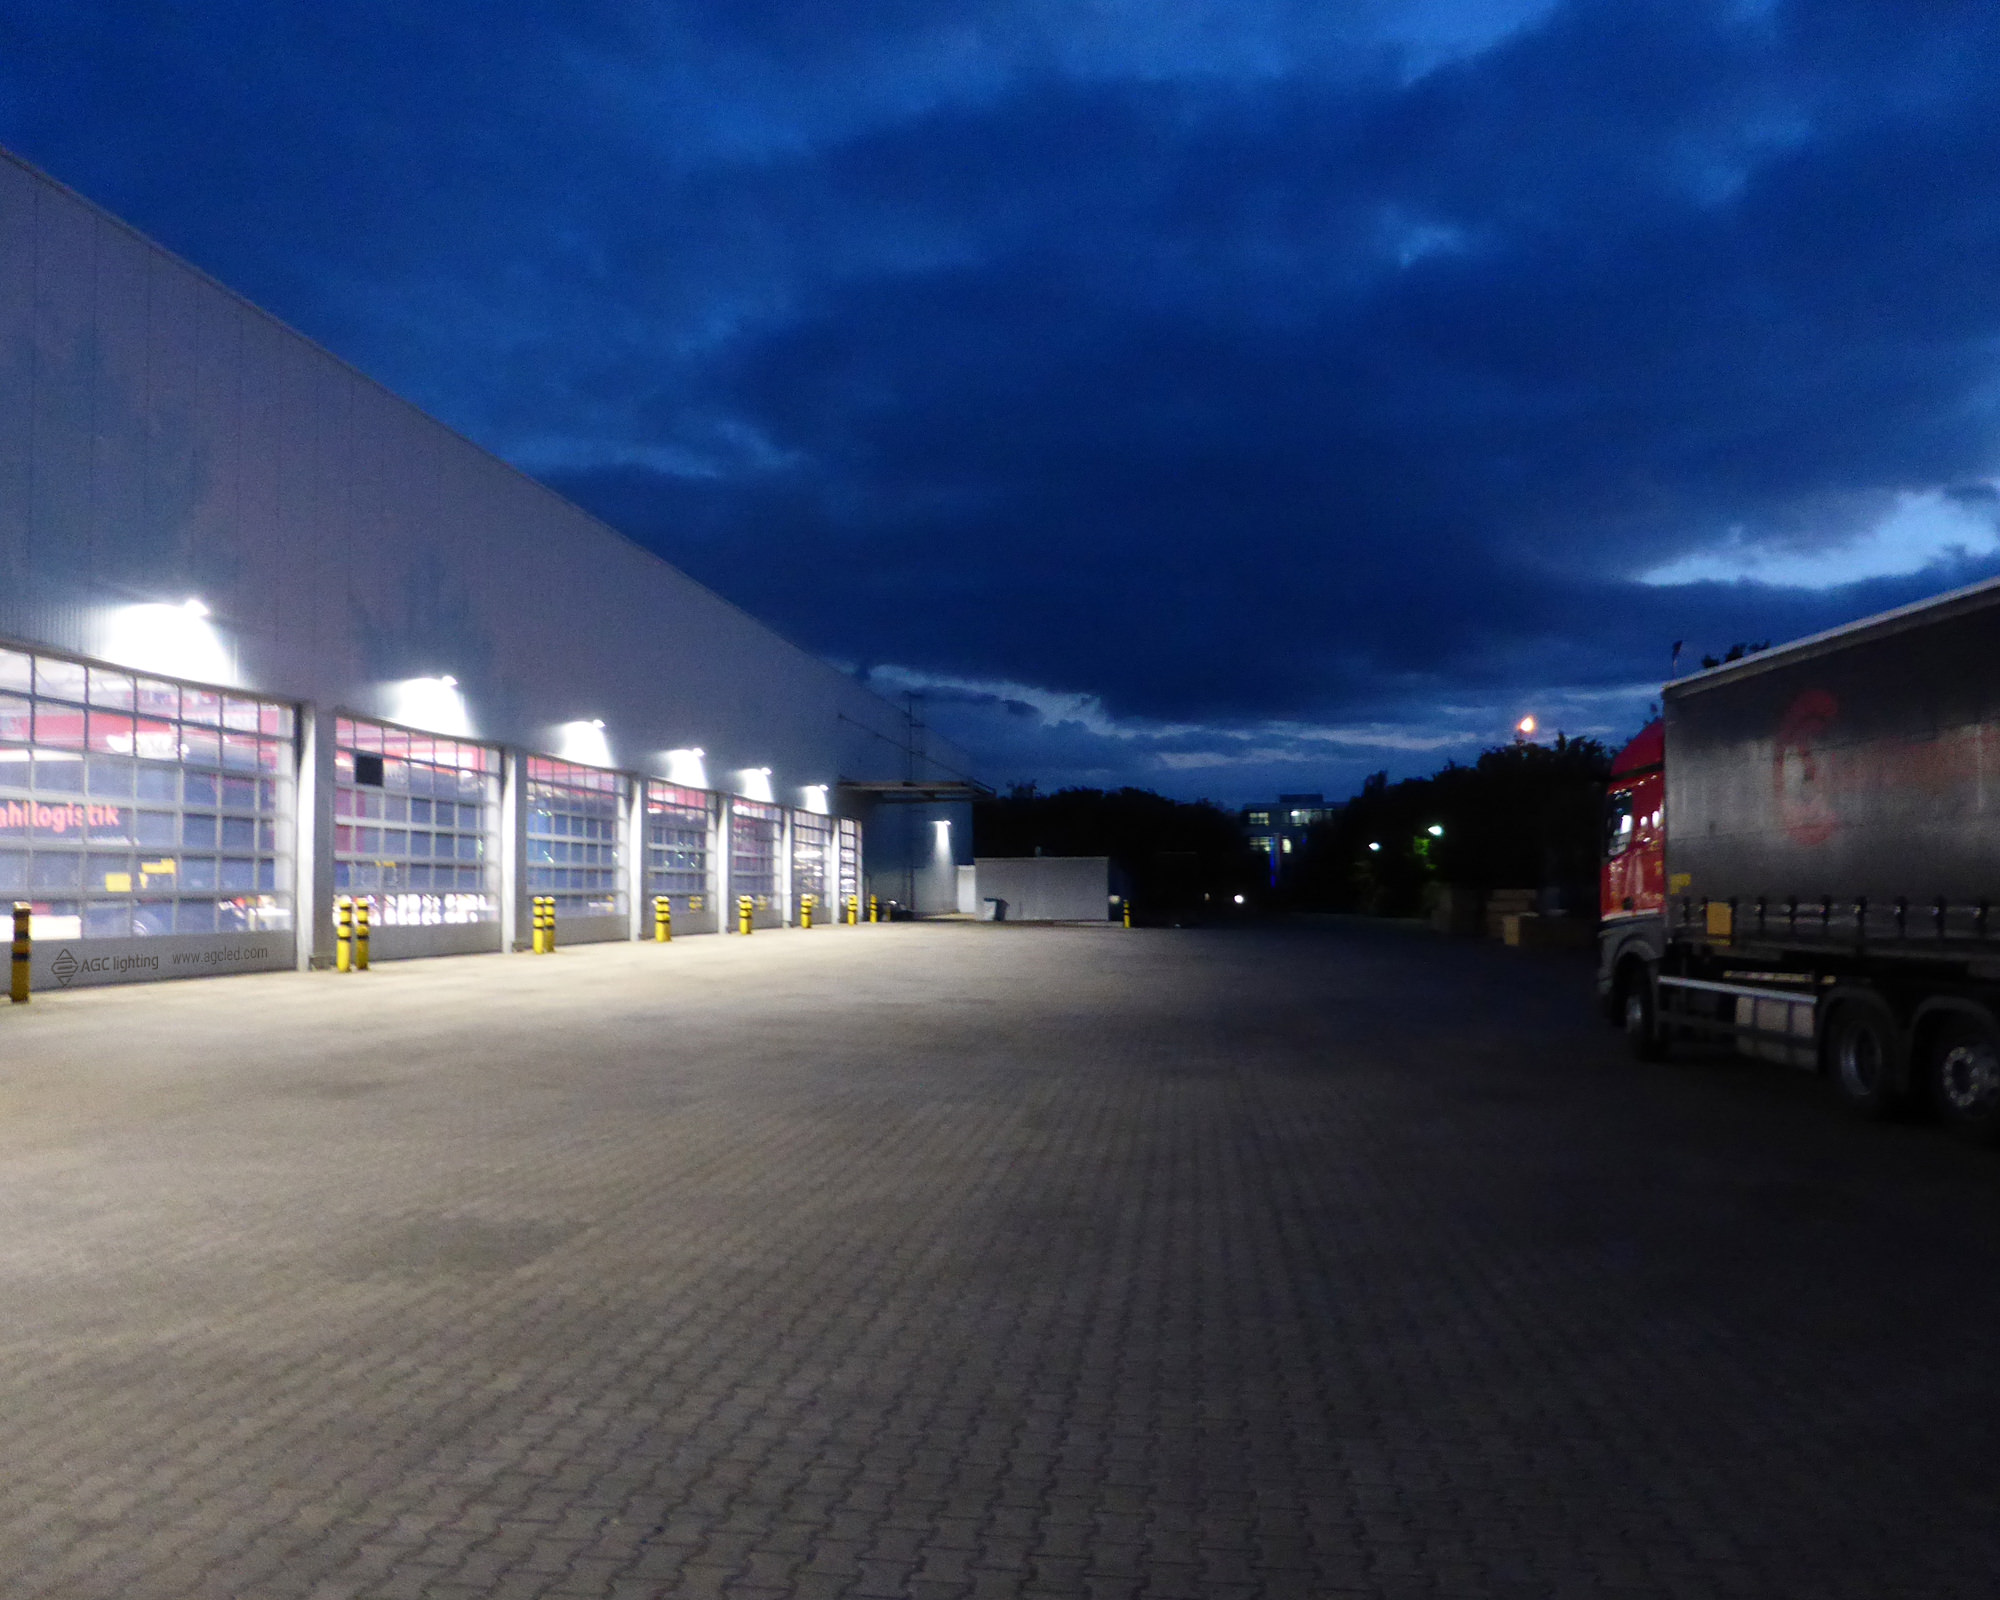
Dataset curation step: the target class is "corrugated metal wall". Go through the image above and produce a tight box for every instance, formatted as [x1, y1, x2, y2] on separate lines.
[0, 145, 970, 802]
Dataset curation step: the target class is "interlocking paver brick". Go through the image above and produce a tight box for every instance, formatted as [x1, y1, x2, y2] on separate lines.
[2, 922, 2000, 1598]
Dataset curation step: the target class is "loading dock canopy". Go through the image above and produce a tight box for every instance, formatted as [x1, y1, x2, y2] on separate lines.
[838, 779, 992, 802]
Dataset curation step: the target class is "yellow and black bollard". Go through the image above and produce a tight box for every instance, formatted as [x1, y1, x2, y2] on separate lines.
[868, 894, 879, 924]
[654, 895, 672, 942]
[355, 898, 371, 970]
[533, 896, 557, 954]
[1122, 897, 1132, 929]
[738, 894, 754, 935]
[846, 893, 859, 926]
[336, 896, 354, 973]
[800, 894, 815, 929]
[10, 901, 30, 1003]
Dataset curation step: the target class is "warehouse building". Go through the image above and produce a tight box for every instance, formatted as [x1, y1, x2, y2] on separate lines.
[0, 146, 979, 988]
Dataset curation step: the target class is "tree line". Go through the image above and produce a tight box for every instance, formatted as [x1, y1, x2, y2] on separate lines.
[975, 732, 1617, 922]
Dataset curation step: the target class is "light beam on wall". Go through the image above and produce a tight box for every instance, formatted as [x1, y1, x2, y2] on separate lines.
[99, 599, 234, 684]
[557, 718, 613, 766]
[737, 767, 774, 803]
[386, 675, 473, 736]
[666, 747, 708, 789]
[933, 819, 952, 855]
[801, 784, 830, 815]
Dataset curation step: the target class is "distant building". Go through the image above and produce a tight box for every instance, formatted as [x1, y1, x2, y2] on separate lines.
[1240, 793, 1341, 883]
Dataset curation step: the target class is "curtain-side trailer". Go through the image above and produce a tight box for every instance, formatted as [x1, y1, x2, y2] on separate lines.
[1599, 574, 2000, 1139]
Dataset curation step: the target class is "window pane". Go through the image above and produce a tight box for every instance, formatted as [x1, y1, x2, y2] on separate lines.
[134, 678, 180, 718]
[32, 755, 84, 792]
[87, 709, 137, 754]
[33, 702, 85, 749]
[34, 657, 87, 701]
[87, 668, 135, 709]
[181, 687, 223, 726]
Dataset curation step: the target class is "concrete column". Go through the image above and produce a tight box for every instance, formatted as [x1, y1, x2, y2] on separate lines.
[708, 792, 726, 932]
[716, 795, 733, 932]
[500, 749, 528, 952]
[779, 807, 795, 926]
[294, 703, 337, 970]
[625, 775, 646, 941]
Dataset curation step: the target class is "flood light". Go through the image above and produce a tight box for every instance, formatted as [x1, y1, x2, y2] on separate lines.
[1427, 824, 1444, 838]
[557, 720, 615, 766]
[1517, 714, 1538, 736]
[1368, 841, 1382, 852]
[100, 600, 233, 683]
[1233, 893, 1245, 905]
[665, 748, 708, 789]
[387, 675, 472, 736]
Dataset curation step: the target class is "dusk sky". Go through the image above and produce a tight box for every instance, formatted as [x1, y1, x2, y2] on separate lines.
[6, 1, 2000, 802]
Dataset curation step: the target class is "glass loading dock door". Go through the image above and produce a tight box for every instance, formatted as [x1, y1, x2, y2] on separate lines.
[838, 818, 862, 912]
[526, 756, 629, 943]
[792, 812, 833, 922]
[646, 780, 715, 932]
[730, 799, 784, 928]
[0, 644, 297, 988]
[334, 718, 502, 959]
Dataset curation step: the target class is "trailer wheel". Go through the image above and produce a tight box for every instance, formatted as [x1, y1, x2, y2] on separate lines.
[1621, 963, 1665, 1061]
[1925, 1013, 2000, 1144]
[1824, 994, 1905, 1118]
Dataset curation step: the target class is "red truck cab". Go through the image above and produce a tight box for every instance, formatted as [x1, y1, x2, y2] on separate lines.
[1601, 718, 1664, 922]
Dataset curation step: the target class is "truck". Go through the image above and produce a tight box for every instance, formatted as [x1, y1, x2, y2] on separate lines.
[1599, 574, 2000, 1140]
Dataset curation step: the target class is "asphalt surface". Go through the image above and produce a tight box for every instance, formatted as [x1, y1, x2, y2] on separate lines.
[2, 919, 1999, 1600]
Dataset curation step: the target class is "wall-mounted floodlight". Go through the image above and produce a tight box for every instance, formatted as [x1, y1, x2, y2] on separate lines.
[1233, 893, 1246, 905]
[99, 598, 233, 683]
[665, 747, 708, 789]
[1427, 824, 1444, 838]
[801, 784, 830, 815]
[737, 767, 775, 803]
[1516, 714, 1538, 737]
[386, 675, 473, 736]
[556, 719, 615, 767]
[1368, 841, 1382, 853]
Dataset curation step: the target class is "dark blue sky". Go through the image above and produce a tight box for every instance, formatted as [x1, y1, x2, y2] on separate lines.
[7, 1, 2000, 801]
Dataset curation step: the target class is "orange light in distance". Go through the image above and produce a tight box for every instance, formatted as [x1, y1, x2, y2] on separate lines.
[1516, 715, 1538, 736]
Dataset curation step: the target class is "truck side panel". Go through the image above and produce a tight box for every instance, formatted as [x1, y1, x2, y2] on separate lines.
[1665, 599, 2000, 929]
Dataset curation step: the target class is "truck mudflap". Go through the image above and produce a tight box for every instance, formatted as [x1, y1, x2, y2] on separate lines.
[1657, 975, 1818, 1068]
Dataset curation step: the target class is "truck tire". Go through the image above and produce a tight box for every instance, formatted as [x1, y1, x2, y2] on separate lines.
[1924, 1012, 2000, 1144]
[1824, 994, 1905, 1118]
[1621, 964, 1665, 1061]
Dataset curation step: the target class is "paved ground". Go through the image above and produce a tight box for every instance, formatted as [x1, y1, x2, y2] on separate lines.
[3, 921, 2000, 1600]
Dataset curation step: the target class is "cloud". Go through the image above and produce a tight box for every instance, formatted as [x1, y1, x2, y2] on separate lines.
[860, 660, 1658, 801]
[1641, 486, 2000, 588]
[8, 0, 2000, 800]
